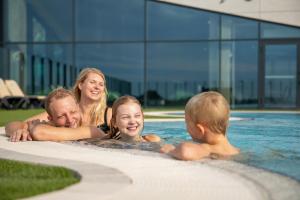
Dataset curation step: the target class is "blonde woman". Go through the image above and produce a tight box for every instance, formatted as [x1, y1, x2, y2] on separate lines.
[73, 68, 111, 131]
[25, 67, 112, 133]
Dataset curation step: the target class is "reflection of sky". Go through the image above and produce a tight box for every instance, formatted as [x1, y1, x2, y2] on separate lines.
[148, 1, 219, 40]
[148, 42, 219, 82]
[76, 0, 144, 41]
[27, 0, 72, 41]
[261, 22, 300, 38]
[76, 43, 143, 82]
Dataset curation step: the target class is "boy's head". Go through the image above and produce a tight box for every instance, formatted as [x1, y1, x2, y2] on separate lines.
[45, 88, 81, 128]
[185, 91, 229, 136]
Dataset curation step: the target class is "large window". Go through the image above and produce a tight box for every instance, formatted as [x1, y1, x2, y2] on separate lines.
[5, 44, 73, 94]
[261, 22, 300, 39]
[4, 0, 72, 42]
[75, 0, 144, 41]
[76, 43, 144, 98]
[147, 1, 219, 41]
[1, 0, 300, 108]
[147, 42, 219, 106]
[221, 41, 258, 108]
[221, 15, 258, 39]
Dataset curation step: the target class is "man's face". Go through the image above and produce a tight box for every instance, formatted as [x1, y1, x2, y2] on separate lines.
[48, 96, 81, 128]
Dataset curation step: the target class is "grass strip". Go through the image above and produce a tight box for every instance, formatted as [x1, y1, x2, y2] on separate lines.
[0, 109, 44, 126]
[0, 159, 80, 200]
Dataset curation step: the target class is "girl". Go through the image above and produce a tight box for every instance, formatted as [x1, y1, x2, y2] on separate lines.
[109, 95, 160, 143]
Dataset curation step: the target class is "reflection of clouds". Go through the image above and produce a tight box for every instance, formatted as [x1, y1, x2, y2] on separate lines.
[76, 44, 143, 82]
[76, 1, 144, 40]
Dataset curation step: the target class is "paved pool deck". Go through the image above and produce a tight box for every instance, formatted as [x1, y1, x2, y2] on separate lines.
[1, 126, 300, 200]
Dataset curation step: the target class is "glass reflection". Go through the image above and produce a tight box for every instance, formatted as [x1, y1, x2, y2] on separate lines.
[4, 0, 72, 42]
[147, 42, 219, 106]
[76, 43, 144, 99]
[147, 1, 219, 40]
[221, 41, 258, 108]
[264, 44, 297, 108]
[261, 22, 300, 38]
[76, 0, 144, 41]
[221, 15, 258, 39]
[5, 44, 72, 95]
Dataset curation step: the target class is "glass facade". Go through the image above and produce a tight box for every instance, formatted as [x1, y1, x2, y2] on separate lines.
[1, 0, 300, 108]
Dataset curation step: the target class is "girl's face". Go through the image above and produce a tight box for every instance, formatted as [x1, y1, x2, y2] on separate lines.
[115, 102, 144, 137]
[79, 72, 105, 101]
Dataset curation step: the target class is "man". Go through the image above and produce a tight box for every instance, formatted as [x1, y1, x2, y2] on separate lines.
[5, 88, 106, 142]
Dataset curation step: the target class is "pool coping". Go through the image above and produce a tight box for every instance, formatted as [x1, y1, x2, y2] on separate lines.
[1, 127, 300, 200]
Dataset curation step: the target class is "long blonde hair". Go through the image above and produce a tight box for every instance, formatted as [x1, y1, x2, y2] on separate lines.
[73, 67, 108, 125]
[109, 95, 143, 139]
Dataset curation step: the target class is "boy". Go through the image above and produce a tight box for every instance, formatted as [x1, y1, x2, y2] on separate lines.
[160, 91, 239, 160]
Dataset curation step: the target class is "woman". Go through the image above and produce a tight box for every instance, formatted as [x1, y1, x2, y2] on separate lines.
[73, 68, 112, 131]
[26, 67, 112, 132]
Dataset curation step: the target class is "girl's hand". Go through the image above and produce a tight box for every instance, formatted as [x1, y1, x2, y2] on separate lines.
[160, 144, 176, 154]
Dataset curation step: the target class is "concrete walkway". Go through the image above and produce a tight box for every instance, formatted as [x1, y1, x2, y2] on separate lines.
[1, 127, 300, 200]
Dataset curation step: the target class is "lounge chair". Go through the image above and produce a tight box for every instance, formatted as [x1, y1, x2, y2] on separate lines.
[5, 79, 45, 109]
[0, 78, 29, 109]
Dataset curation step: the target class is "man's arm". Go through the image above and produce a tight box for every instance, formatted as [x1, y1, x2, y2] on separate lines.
[5, 121, 26, 136]
[5, 121, 32, 142]
[30, 124, 107, 141]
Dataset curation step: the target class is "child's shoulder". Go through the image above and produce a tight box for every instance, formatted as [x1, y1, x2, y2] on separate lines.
[175, 142, 211, 160]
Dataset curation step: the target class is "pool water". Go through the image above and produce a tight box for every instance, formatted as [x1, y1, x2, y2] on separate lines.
[144, 112, 300, 182]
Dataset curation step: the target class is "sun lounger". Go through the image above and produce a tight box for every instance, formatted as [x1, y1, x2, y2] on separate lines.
[5, 79, 45, 109]
[0, 78, 29, 109]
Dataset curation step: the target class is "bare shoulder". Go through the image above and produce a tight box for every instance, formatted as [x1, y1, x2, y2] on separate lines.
[142, 134, 161, 142]
[172, 142, 211, 161]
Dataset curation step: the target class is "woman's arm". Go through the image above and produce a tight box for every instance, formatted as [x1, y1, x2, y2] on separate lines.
[106, 107, 112, 126]
[30, 124, 107, 141]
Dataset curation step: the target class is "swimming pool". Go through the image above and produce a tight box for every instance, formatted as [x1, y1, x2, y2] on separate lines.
[144, 112, 300, 182]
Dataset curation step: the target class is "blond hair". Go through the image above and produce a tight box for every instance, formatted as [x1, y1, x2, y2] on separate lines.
[109, 95, 143, 138]
[185, 91, 230, 135]
[73, 67, 108, 125]
[45, 87, 76, 116]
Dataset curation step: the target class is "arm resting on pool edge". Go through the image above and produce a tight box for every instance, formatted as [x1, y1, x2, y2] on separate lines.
[30, 124, 107, 141]
[5, 121, 33, 142]
[5, 121, 27, 137]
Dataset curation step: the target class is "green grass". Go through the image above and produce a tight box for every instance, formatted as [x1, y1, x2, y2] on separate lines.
[0, 159, 80, 200]
[0, 109, 44, 126]
[0, 108, 184, 127]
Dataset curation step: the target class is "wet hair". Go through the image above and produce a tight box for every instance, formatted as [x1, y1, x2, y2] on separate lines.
[185, 91, 230, 135]
[45, 87, 77, 116]
[109, 95, 143, 138]
[73, 67, 108, 125]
